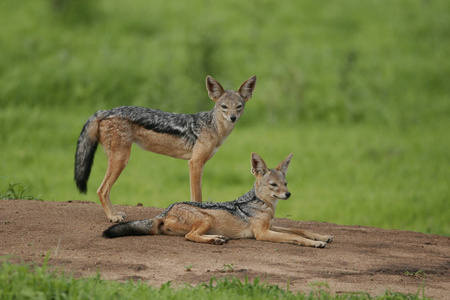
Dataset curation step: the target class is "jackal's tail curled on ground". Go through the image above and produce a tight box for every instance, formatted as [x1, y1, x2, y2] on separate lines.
[103, 219, 154, 238]
[74, 114, 101, 194]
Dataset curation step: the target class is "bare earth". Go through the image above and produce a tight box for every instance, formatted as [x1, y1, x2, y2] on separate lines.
[1, 199, 448, 299]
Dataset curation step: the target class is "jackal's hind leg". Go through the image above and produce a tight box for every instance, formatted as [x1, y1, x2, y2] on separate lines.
[97, 155, 129, 222]
[186, 233, 230, 245]
[203, 234, 230, 245]
[97, 144, 132, 222]
[184, 217, 229, 245]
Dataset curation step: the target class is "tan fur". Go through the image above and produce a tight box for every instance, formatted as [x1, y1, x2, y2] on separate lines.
[104, 153, 334, 248]
[88, 76, 256, 222]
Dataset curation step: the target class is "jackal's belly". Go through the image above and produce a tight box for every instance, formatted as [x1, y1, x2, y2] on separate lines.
[163, 205, 255, 239]
[133, 127, 193, 160]
[207, 224, 254, 239]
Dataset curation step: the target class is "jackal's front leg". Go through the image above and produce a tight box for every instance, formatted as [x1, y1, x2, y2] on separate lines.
[255, 230, 327, 248]
[188, 156, 206, 202]
[271, 226, 334, 243]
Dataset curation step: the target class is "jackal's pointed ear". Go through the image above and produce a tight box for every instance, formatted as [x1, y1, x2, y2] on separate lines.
[206, 76, 225, 101]
[238, 76, 257, 102]
[251, 152, 268, 176]
[275, 153, 293, 176]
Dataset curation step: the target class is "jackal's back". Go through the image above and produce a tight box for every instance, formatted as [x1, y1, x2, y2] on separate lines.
[101, 106, 212, 147]
[161, 189, 265, 222]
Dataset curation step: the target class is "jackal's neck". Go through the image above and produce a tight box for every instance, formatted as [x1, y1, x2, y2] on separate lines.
[253, 186, 278, 217]
[210, 108, 236, 137]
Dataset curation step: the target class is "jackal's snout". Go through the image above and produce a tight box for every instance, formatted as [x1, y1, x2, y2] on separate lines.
[276, 191, 291, 200]
[230, 115, 237, 122]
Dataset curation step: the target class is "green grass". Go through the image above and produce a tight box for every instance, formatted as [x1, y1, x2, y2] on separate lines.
[0, 181, 41, 200]
[0, 260, 431, 300]
[1, 0, 448, 126]
[1, 0, 449, 236]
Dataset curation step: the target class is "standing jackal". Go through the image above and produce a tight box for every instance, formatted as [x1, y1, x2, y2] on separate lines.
[75, 76, 257, 222]
[103, 153, 334, 248]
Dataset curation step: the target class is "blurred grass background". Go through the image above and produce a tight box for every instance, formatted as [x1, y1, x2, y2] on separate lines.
[0, 0, 448, 235]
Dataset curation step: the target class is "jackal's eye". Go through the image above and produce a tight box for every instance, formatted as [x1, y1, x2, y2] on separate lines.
[236, 104, 243, 110]
[270, 182, 278, 187]
[220, 104, 228, 109]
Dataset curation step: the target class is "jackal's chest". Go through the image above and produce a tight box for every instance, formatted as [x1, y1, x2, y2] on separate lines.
[195, 129, 230, 160]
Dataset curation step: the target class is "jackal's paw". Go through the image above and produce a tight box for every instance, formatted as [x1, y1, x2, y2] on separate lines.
[108, 212, 126, 223]
[312, 241, 327, 248]
[212, 236, 230, 245]
[222, 236, 230, 243]
[315, 235, 333, 243]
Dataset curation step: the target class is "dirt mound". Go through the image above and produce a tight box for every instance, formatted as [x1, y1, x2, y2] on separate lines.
[1, 200, 448, 299]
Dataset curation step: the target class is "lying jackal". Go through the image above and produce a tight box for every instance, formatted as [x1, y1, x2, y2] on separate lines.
[74, 76, 256, 222]
[103, 153, 334, 248]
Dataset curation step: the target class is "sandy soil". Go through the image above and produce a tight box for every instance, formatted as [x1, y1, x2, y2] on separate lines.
[0, 199, 448, 299]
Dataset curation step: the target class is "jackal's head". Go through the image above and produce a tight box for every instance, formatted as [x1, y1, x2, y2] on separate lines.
[206, 75, 256, 123]
[251, 152, 293, 203]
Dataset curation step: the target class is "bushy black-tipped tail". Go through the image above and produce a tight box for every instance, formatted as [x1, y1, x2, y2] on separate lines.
[103, 219, 154, 238]
[74, 116, 99, 194]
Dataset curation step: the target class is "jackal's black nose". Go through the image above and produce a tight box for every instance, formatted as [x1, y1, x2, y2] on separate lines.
[230, 115, 237, 122]
[285, 192, 291, 199]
